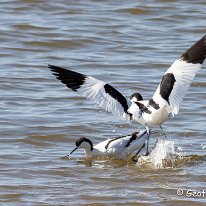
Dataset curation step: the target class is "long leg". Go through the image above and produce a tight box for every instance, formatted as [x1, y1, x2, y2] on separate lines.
[145, 125, 150, 156]
[159, 125, 167, 139]
[131, 143, 145, 161]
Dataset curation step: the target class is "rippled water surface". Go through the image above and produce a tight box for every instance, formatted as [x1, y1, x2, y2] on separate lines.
[0, 0, 206, 205]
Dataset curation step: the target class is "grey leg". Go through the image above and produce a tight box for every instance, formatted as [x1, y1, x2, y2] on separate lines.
[131, 143, 145, 161]
[145, 126, 150, 156]
[159, 125, 167, 139]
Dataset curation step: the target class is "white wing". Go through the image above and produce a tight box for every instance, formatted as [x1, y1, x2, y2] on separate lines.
[153, 35, 206, 115]
[105, 130, 147, 155]
[49, 65, 130, 120]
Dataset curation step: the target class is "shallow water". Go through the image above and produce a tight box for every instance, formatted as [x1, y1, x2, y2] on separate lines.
[0, 0, 206, 205]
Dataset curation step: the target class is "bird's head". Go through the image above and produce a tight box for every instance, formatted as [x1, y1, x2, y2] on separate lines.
[69, 137, 93, 155]
[130, 93, 143, 102]
[127, 93, 143, 120]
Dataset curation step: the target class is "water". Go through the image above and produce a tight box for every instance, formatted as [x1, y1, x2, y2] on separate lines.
[0, 0, 206, 205]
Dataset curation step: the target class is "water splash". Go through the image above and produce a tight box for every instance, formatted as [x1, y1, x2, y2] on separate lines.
[137, 139, 176, 169]
[201, 144, 206, 150]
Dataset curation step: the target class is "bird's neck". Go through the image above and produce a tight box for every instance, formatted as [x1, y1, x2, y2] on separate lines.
[81, 142, 93, 155]
[83, 147, 101, 157]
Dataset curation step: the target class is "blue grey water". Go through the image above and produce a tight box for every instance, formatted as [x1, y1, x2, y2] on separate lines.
[0, 0, 206, 205]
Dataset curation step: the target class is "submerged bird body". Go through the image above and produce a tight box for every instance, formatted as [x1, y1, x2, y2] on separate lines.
[69, 130, 147, 160]
[49, 35, 206, 153]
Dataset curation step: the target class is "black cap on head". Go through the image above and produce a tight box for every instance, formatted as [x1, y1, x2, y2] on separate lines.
[75, 137, 88, 147]
[68, 137, 94, 156]
[75, 137, 93, 150]
[130, 93, 143, 101]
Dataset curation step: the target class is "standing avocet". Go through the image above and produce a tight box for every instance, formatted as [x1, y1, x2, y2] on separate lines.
[49, 35, 206, 154]
[68, 130, 147, 160]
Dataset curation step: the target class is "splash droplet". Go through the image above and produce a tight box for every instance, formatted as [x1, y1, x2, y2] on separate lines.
[137, 139, 175, 169]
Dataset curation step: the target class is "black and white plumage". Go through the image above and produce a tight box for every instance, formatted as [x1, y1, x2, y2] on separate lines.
[68, 130, 147, 160]
[49, 35, 206, 153]
[49, 66, 130, 119]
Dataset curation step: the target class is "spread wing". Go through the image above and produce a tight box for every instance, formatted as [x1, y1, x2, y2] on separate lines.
[153, 35, 206, 115]
[49, 65, 130, 120]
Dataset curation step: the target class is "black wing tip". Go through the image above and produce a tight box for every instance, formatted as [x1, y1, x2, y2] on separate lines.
[48, 64, 66, 73]
[180, 34, 206, 64]
[48, 64, 87, 77]
[48, 64, 87, 91]
[48, 64, 63, 78]
[48, 64, 56, 70]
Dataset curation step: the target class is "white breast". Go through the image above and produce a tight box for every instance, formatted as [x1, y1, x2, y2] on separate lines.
[143, 106, 172, 127]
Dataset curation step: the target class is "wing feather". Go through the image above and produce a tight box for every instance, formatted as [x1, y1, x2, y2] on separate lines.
[153, 35, 206, 115]
[49, 65, 130, 120]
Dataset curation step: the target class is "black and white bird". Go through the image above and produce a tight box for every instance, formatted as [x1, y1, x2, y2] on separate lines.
[49, 35, 206, 154]
[68, 130, 147, 160]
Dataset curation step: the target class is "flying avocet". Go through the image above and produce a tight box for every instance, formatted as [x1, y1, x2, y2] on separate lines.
[68, 130, 147, 160]
[49, 35, 206, 154]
